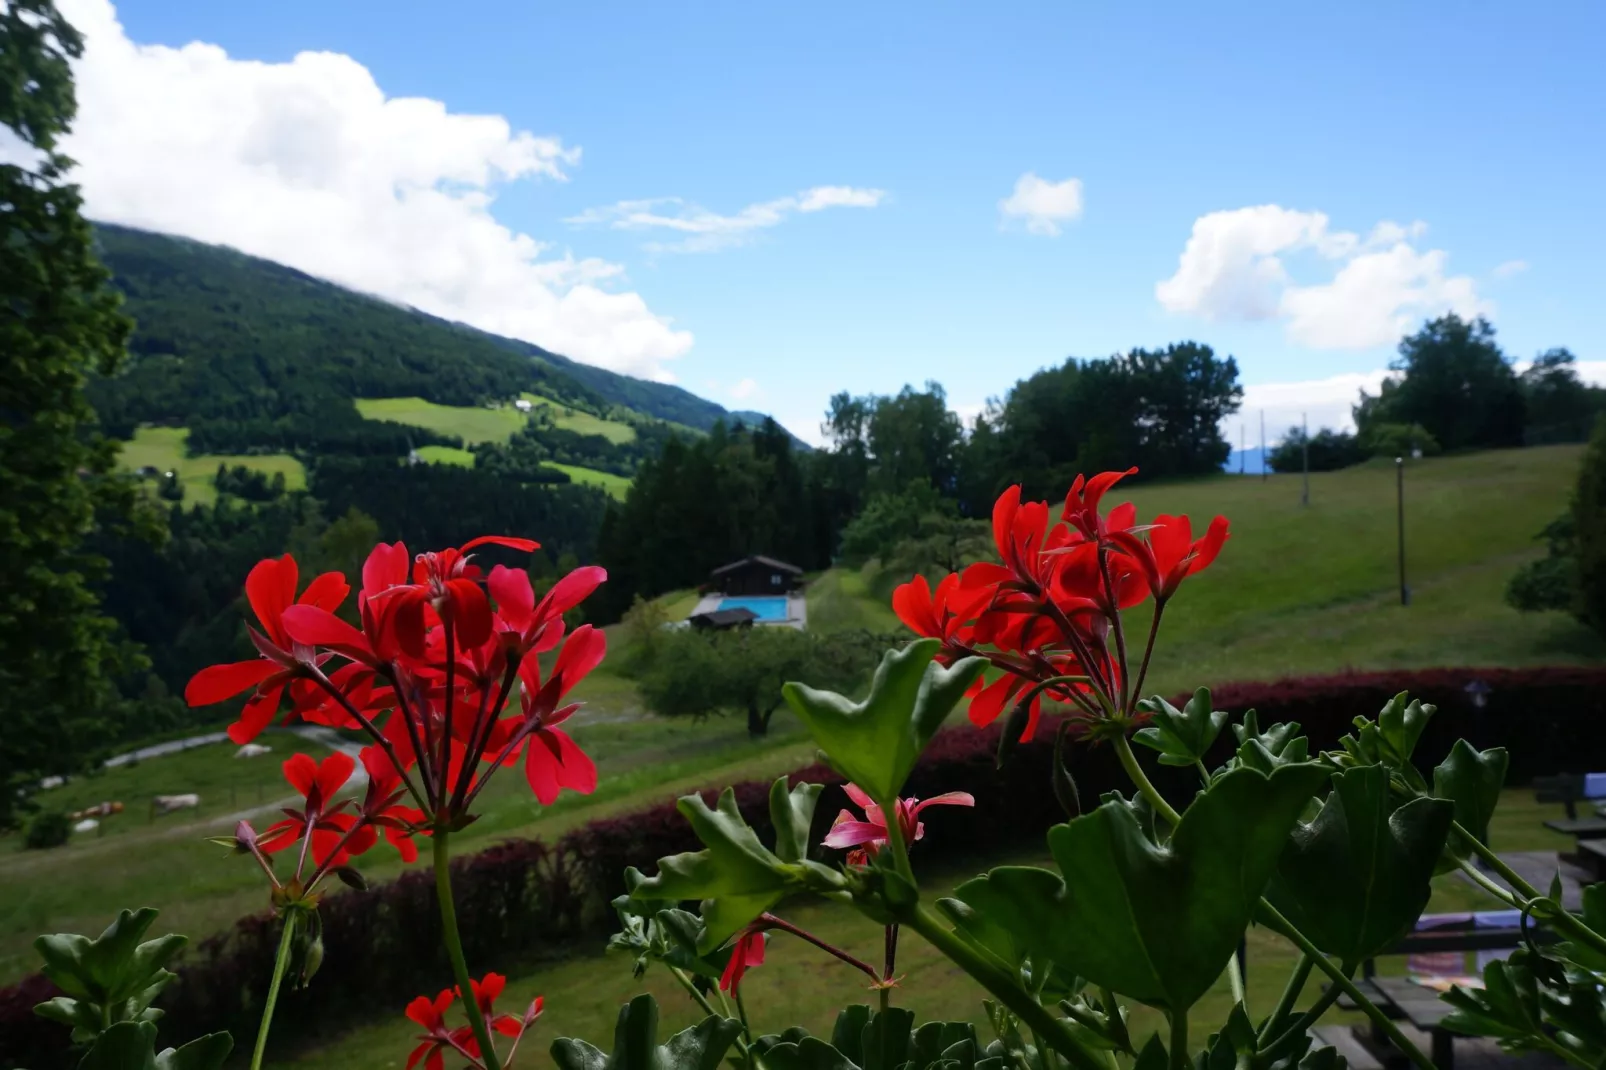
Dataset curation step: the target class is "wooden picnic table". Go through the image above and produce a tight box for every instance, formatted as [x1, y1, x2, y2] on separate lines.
[1363, 977, 1459, 1070]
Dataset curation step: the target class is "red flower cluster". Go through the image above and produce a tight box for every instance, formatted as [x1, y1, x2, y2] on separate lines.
[406, 973, 541, 1070]
[893, 471, 1228, 740]
[186, 538, 608, 833]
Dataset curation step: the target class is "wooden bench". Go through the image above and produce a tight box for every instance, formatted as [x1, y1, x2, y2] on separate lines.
[1327, 917, 1555, 1070]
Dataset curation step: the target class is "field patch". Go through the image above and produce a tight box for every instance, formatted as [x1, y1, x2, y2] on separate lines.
[551, 462, 631, 498]
[520, 392, 637, 444]
[354, 396, 526, 445]
[118, 427, 305, 506]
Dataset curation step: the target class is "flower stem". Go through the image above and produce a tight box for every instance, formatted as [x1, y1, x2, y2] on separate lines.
[1167, 1007, 1188, 1070]
[759, 913, 880, 981]
[1112, 735, 1182, 826]
[1453, 822, 1606, 959]
[1126, 602, 1167, 715]
[1257, 954, 1313, 1045]
[902, 904, 1108, 1070]
[1255, 901, 1433, 1070]
[434, 827, 501, 1070]
[249, 911, 298, 1070]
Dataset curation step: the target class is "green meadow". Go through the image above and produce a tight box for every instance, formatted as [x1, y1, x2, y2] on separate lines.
[118, 427, 306, 506]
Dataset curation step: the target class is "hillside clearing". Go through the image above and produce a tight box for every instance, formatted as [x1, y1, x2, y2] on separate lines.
[520, 392, 638, 444]
[412, 444, 475, 466]
[117, 427, 306, 506]
[354, 397, 526, 445]
[550, 462, 632, 498]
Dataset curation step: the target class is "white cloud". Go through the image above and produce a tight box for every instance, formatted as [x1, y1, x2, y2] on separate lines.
[568, 185, 885, 254]
[41, 0, 692, 381]
[1231, 370, 1392, 442]
[998, 172, 1084, 236]
[1494, 259, 1529, 278]
[728, 377, 761, 401]
[1156, 205, 1486, 350]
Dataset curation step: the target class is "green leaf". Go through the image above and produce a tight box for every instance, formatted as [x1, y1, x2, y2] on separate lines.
[1267, 765, 1455, 967]
[1131, 1035, 1169, 1070]
[771, 779, 822, 864]
[1339, 693, 1435, 773]
[551, 995, 742, 1070]
[955, 763, 1329, 1013]
[155, 1033, 233, 1070]
[781, 639, 985, 807]
[33, 910, 186, 1043]
[1441, 956, 1547, 1044]
[78, 1021, 159, 1070]
[1432, 740, 1509, 870]
[632, 781, 840, 953]
[1133, 688, 1227, 767]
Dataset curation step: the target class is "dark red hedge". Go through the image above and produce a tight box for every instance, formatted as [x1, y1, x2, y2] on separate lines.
[4, 665, 1601, 1069]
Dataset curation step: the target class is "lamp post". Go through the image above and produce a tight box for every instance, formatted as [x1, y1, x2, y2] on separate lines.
[1396, 456, 1410, 606]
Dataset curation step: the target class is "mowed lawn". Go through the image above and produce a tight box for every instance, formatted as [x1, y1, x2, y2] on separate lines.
[118, 427, 306, 507]
[550, 462, 631, 499]
[279, 789, 1573, 1070]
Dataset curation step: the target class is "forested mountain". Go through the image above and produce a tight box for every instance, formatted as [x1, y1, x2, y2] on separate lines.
[86, 223, 765, 448]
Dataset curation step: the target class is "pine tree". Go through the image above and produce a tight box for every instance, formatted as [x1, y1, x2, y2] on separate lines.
[0, 1, 148, 826]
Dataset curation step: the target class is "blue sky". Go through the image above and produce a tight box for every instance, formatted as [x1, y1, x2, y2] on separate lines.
[71, 1, 1606, 443]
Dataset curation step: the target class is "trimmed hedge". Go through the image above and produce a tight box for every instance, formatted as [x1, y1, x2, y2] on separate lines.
[4, 665, 1603, 1068]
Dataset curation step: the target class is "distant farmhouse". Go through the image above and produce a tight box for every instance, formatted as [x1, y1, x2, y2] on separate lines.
[687, 555, 807, 630]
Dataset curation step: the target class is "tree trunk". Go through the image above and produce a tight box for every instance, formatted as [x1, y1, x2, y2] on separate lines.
[747, 699, 768, 738]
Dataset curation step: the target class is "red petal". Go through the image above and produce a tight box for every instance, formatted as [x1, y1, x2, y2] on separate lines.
[537, 566, 607, 617]
[362, 541, 410, 598]
[492, 1016, 522, 1038]
[991, 486, 1022, 562]
[228, 684, 285, 744]
[299, 571, 351, 613]
[891, 576, 938, 637]
[1188, 516, 1231, 576]
[915, 791, 976, 812]
[282, 605, 375, 662]
[392, 590, 429, 660]
[185, 659, 276, 706]
[488, 565, 534, 627]
[447, 578, 492, 649]
[283, 753, 320, 797]
[245, 555, 298, 647]
[549, 728, 597, 795]
[313, 752, 357, 801]
[462, 535, 540, 553]
[823, 818, 886, 849]
[552, 625, 606, 689]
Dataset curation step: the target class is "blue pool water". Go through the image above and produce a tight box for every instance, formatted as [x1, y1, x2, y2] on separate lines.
[718, 596, 790, 622]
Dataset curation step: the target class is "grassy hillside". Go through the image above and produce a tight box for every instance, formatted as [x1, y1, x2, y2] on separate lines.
[551, 462, 632, 498]
[805, 446, 1600, 691]
[521, 393, 638, 444]
[118, 427, 306, 506]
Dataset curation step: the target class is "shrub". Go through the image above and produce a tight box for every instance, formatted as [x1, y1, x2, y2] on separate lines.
[23, 811, 70, 851]
[1359, 421, 1441, 458]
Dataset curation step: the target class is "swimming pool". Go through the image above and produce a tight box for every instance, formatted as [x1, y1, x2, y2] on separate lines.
[717, 596, 790, 622]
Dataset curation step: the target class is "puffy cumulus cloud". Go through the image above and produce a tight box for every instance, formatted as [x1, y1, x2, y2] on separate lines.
[568, 185, 886, 254]
[46, 0, 692, 381]
[1156, 205, 1487, 350]
[998, 172, 1084, 236]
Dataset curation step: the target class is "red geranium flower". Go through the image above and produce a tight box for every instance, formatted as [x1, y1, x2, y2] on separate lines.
[257, 752, 376, 868]
[510, 625, 606, 805]
[720, 929, 767, 994]
[891, 572, 985, 651]
[1111, 513, 1230, 603]
[823, 783, 975, 864]
[184, 555, 349, 743]
[405, 988, 475, 1070]
[461, 972, 523, 1038]
[489, 563, 607, 659]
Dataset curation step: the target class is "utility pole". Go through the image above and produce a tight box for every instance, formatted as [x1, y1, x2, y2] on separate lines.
[1300, 412, 1310, 507]
[1259, 410, 1267, 482]
[1396, 456, 1410, 606]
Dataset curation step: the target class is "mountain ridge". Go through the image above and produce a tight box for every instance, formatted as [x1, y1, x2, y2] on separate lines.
[86, 223, 798, 446]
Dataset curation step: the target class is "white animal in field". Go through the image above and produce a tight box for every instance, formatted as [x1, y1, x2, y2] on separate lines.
[235, 743, 272, 758]
[151, 793, 200, 816]
[73, 819, 99, 833]
[39, 775, 66, 790]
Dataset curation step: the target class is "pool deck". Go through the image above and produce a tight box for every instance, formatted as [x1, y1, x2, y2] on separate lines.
[689, 592, 807, 630]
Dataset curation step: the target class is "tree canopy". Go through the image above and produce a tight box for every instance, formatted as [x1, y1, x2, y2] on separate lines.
[1355, 315, 1526, 452]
